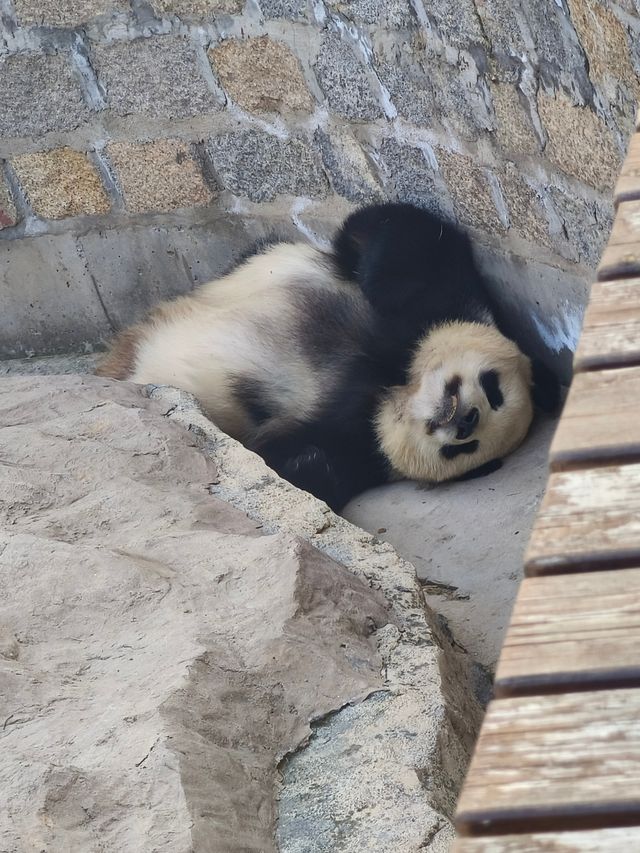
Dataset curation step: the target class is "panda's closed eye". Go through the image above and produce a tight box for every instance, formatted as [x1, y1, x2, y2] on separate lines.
[480, 369, 504, 410]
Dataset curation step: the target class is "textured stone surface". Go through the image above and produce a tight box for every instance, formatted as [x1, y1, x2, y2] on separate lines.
[549, 187, 614, 268]
[500, 163, 553, 249]
[12, 148, 110, 220]
[108, 139, 212, 213]
[207, 131, 327, 201]
[378, 138, 444, 215]
[152, 384, 486, 853]
[376, 56, 435, 126]
[491, 82, 540, 155]
[522, 1, 591, 95]
[13, 0, 128, 26]
[150, 0, 243, 16]
[0, 376, 388, 852]
[0, 376, 483, 852]
[0, 233, 112, 357]
[316, 128, 381, 203]
[314, 35, 382, 121]
[259, 0, 306, 18]
[92, 36, 220, 119]
[538, 89, 622, 190]
[473, 0, 526, 57]
[436, 149, 504, 233]
[567, 0, 639, 95]
[425, 0, 485, 49]
[209, 37, 313, 113]
[328, 0, 414, 28]
[0, 54, 91, 139]
[0, 178, 17, 229]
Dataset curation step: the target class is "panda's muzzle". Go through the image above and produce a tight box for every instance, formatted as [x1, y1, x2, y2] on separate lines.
[455, 407, 479, 440]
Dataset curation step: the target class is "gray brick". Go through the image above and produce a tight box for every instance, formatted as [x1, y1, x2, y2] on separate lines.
[549, 188, 614, 268]
[92, 36, 220, 120]
[207, 132, 328, 201]
[316, 129, 382, 204]
[327, 0, 414, 29]
[0, 53, 91, 139]
[473, 0, 526, 58]
[314, 36, 382, 121]
[376, 60, 435, 127]
[259, 0, 307, 20]
[150, 0, 244, 17]
[423, 0, 486, 49]
[378, 139, 444, 215]
[522, 2, 591, 96]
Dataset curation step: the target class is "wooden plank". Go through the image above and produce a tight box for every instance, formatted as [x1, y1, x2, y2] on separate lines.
[452, 827, 640, 852]
[455, 688, 640, 836]
[494, 569, 640, 697]
[574, 278, 640, 371]
[525, 464, 640, 575]
[550, 367, 640, 469]
[614, 134, 640, 204]
[598, 201, 640, 280]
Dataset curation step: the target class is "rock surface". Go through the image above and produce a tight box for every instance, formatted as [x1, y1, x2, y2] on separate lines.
[0, 375, 484, 851]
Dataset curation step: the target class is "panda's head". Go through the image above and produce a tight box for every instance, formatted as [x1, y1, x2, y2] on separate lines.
[375, 322, 545, 483]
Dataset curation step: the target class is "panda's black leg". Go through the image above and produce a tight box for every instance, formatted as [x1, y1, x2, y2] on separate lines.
[454, 458, 503, 481]
[256, 435, 388, 512]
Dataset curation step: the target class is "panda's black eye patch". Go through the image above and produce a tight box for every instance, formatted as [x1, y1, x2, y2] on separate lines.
[480, 369, 504, 410]
[440, 440, 479, 459]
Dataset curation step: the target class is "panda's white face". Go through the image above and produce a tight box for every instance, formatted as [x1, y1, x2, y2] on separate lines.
[375, 322, 535, 483]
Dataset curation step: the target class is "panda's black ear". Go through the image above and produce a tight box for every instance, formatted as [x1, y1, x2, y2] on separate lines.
[530, 359, 561, 413]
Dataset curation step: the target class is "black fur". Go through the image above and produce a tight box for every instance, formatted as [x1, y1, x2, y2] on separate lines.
[455, 458, 503, 480]
[479, 369, 504, 410]
[231, 376, 274, 426]
[440, 440, 479, 460]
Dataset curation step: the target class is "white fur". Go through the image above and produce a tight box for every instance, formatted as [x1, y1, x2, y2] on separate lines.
[375, 322, 534, 482]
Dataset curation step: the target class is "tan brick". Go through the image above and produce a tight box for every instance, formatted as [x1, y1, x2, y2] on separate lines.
[538, 89, 622, 191]
[436, 149, 504, 233]
[567, 0, 639, 95]
[13, 0, 128, 27]
[490, 82, 539, 155]
[108, 139, 213, 214]
[151, 0, 243, 15]
[12, 148, 110, 220]
[499, 163, 553, 249]
[210, 36, 314, 114]
[0, 177, 17, 230]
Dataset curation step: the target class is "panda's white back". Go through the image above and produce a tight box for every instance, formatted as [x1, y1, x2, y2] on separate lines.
[112, 242, 372, 442]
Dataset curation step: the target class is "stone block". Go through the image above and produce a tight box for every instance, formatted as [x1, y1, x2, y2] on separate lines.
[473, 0, 526, 57]
[78, 219, 248, 329]
[378, 138, 444, 215]
[375, 57, 435, 127]
[207, 131, 327, 201]
[423, 0, 485, 49]
[499, 162, 553, 250]
[0, 53, 91, 139]
[490, 82, 540, 155]
[0, 233, 112, 357]
[436, 148, 504, 233]
[150, 0, 244, 17]
[91, 36, 220, 120]
[567, 0, 639, 95]
[12, 148, 110, 220]
[549, 187, 614, 268]
[538, 89, 622, 191]
[107, 139, 213, 214]
[209, 37, 313, 114]
[13, 0, 128, 26]
[326, 0, 414, 29]
[0, 178, 18, 229]
[316, 128, 382, 204]
[259, 0, 306, 19]
[313, 35, 382, 121]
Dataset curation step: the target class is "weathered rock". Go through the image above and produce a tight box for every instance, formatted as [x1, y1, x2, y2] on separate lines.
[0, 177, 18, 229]
[316, 128, 382, 203]
[313, 35, 382, 121]
[0, 375, 485, 851]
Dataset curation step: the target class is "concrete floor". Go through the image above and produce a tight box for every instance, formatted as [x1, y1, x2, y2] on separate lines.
[1, 353, 558, 671]
[344, 415, 559, 670]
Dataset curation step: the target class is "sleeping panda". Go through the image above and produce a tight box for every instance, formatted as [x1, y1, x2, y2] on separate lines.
[96, 202, 559, 511]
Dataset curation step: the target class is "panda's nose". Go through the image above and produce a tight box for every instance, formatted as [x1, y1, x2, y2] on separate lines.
[456, 407, 479, 440]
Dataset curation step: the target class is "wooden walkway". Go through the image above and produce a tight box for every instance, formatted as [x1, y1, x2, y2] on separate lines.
[453, 115, 640, 850]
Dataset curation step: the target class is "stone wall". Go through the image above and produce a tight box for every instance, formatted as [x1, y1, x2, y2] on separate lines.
[0, 0, 637, 376]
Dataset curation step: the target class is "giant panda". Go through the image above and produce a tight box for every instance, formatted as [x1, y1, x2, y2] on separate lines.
[96, 202, 559, 511]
